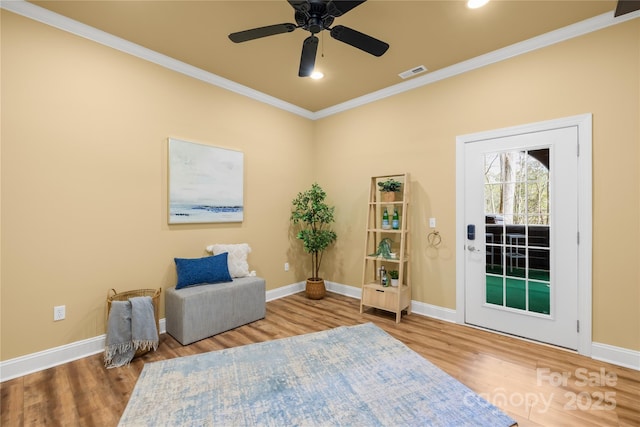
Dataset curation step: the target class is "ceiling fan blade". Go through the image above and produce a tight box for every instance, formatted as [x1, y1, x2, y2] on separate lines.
[330, 25, 389, 57]
[229, 23, 296, 43]
[299, 35, 319, 77]
[614, 0, 640, 17]
[326, 1, 367, 17]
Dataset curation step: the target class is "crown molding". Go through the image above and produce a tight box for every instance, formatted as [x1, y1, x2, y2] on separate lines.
[1, 0, 638, 121]
[0, 0, 315, 120]
[313, 10, 640, 119]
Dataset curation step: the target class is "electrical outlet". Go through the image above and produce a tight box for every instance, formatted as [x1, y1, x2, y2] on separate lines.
[429, 217, 436, 228]
[284, 262, 290, 272]
[54, 305, 65, 321]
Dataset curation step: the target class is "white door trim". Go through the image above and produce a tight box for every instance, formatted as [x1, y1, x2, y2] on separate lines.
[455, 114, 592, 356]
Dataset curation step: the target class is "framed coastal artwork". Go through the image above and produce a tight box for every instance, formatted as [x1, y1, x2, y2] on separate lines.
[168, 138, 244, 224]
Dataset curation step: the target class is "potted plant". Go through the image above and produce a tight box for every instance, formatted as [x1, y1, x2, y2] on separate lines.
[378, 178, 402, 202]
[389, 270, 399, 287]
[291, 183, 337, 299]
[369, 237, 393, 259]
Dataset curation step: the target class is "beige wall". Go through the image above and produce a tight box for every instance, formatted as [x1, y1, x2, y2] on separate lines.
[1, 11, 638, 361]
[1, 11, 314, 360]
[315, 19, 640, 352]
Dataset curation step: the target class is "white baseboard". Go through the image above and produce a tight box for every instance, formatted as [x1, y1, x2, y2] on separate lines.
[266, 280, 360, 301]
[0, 319, 166, 382]
[591, 341, 640, 371]
[325, 280, 361, 299]
[3, 285, 638, 382]
[265, 281, 305, 301]
[0, 335, 105, 382]
[411, 300, 458, 323]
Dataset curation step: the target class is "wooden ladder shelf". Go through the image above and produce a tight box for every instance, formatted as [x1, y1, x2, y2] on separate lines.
[359, 173, 411, 323]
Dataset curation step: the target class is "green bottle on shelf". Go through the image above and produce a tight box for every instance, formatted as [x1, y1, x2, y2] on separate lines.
[382, 208, 390, 229]
[392, 208, 399, 229]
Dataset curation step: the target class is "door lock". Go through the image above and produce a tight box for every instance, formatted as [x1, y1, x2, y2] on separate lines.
[467, 224, 476, 240]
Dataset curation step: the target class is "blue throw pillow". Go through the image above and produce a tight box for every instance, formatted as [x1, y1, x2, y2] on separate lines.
[174, 253, 233, 289]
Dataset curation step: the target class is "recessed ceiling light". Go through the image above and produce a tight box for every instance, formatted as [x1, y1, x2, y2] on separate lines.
[467, 0, 489, 9]
[310, 71, 324, 80]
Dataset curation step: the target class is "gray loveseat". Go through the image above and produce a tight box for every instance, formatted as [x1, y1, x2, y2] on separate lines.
[165, 276, 266, 345]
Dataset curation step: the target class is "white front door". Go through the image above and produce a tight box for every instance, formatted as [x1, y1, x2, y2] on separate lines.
[456, 116, 592, 352]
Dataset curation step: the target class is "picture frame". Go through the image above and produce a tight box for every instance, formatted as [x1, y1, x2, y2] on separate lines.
[168, 138, 244, 224]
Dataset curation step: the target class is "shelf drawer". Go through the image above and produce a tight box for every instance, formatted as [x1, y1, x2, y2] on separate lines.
[362, 285, 398, 311]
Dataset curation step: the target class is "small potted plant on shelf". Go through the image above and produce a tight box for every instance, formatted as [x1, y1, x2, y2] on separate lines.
[290, 183, 337, 300]
[377, 178, 402, 202]
[389, 270, 399, 287]
[369, 238, 393, 259]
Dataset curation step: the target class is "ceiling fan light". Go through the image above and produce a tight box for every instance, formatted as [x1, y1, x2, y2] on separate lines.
[310, 71, 324, 80]
[467, 0, 489, 9]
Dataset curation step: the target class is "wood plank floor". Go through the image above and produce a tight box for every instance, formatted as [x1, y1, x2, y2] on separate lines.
[2, 292, 639, 426]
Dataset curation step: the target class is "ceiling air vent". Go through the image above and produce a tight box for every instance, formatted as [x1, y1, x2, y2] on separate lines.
[398, 65, 428, 80]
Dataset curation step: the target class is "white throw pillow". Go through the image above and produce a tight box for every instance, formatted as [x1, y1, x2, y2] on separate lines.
[205, 243, 251, 278]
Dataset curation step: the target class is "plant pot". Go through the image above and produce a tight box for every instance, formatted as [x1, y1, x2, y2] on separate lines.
[306, 278, 326, 299]
[381, 191, 396, 202]
[391, 279, 399, 287]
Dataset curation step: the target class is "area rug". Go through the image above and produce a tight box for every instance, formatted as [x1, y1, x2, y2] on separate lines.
[119, 323, 516, 426]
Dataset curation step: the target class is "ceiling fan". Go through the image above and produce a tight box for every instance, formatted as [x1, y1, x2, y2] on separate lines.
[614, 0, 640, 17]
[228, 0, 389, 77]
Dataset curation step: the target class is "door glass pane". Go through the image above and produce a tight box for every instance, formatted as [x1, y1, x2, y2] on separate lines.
[506, 232, 526, 278]
[506, 278, 526, 310]
[529, 224, 550, 248]
[485, 184, 503, 214]
[484, 153, 502, 184]
[485, 243, 503, 275]
[529, 281, 551, 314]
[484, 148, 551, 315]
[486, 275, 504, 305]
[513, 182, 527, 223]
[528, 248, 550, 281]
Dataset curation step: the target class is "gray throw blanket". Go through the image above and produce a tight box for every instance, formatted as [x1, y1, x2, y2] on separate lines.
[105, 296, 158, 369]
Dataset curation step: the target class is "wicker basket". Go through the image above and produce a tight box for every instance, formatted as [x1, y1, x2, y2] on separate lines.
[106, 288, 161, 357]
[305, 279, 326, 300]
